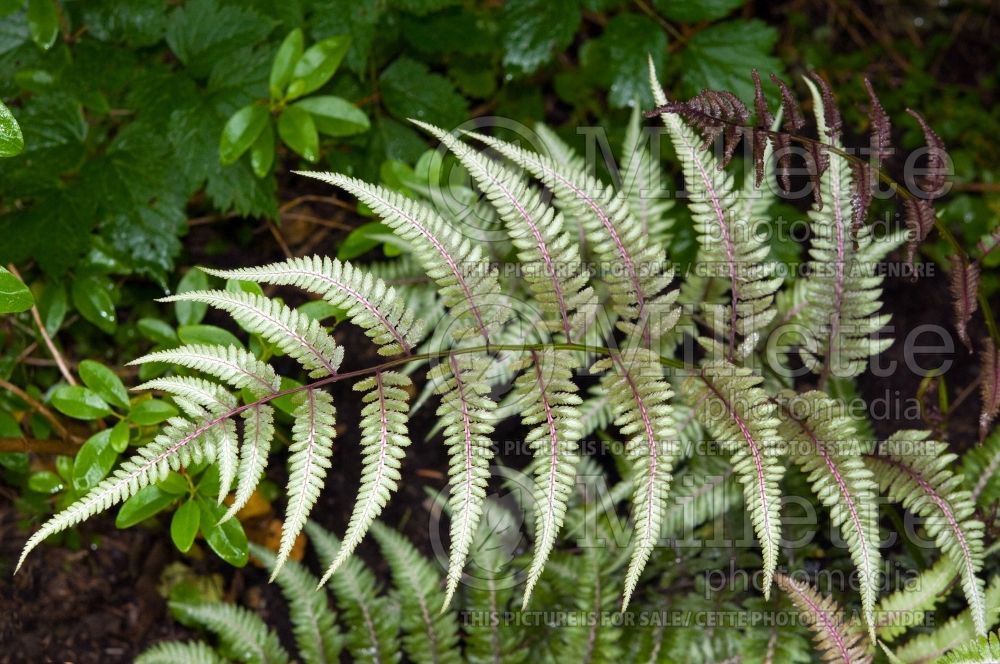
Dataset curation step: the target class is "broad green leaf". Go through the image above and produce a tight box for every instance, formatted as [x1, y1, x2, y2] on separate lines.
[293, 95, 369, 136]
[27, 0, 59, 50]
[310, 0, 381, 74]
[220, 105, 270, 166]
[28, 470, 63, 494]
[137, 317, 178, 345]
[581, 13, 666, 108]
[270, 28, 304, 99]
[51, 385, 112, 420]
[287, 35, 350, 99]
[379, 57, 468, 128]
[116, 485, 177, 528]
[72, 429, 119, 492]
[171, 499, 201, 553]
[0, 100, 24, 157]
[0, 267, 33, 313]
[110, 419, 130, 453]
[129, 399, 179, 426]
[297, 300, 343, 323]
[250, 121, 275, 178]
[159, 471, 190, 496]
[177, 324, 243, 348]
[277, 105, 319, 162]
[71, 276, 117, 334]
[37, 282, 67, 336]
[224, 279, 265, 297]
[175, 269, 208, 326]
[165, 0, 275, 78]
[78, 360, 130, 411]
[198, 498, 249, 566]
[501, 0, 580, 75]
[336, 222, 401, 260]
[679, 19, 782, 106]
[654, 0, 745, 22]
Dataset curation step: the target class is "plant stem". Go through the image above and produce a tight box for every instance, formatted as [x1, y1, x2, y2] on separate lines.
[7, 263, 78, 386]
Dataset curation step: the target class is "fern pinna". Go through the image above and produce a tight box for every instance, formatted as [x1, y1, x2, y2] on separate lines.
[17, 65, 993, 662]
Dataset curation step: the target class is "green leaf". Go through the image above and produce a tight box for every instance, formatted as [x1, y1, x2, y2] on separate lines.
[37, 282, 66, 337]
[269, 28, 304, 99]
[220, 104, 270, 166]
[171, 499, 201, 553]
[51, 385, 113, 420]
[198, 498, 249, 567]
[502, 0, 581, 75]
[116, 484, 177, 528]
[177, 324, 243, 348]
[654, 0, 745, 22]
[0, 100, 24, 157]
[159, 471, 190, 496]
[293, 96, 369, 136]
[175, 269, 209, 325]
[337, 222, 396, 260]
[165, 0, 275, 78]
[137, 317, 178, 346]
[72, 429, 119, 492]
[379, 57, 468, 128]
[250, 121, 275, 178]
[27, 0, 59, 50]
[581, 13, 666, 108]
[110, 419, 130, 453]
[287, 35, 350, 99]
[277, 105, 319, 162]
[679, 19, 782, 106]
[28, 470, 63, 494]
[129, 399, 179, 426]
[71, 275, 117, 334]
[224, 279, 265, 297]
[0, 267, 33, 313]
[78, 360, 130, 411]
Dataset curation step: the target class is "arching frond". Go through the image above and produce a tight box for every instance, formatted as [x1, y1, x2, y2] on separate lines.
[319, 371, 412, 584]
[222, 404, 275, 522]
[170, 600, 290, 664]
[304, 521, 402, 664]
[297, 171, 507, 343]
[963, 426, 1000, 509]
[203, 257, 425, 356]
[876, 555, 957, 642]
[620, 104, 674, 247]
[130, 344, 280, 398]
[796, 76, 905, 379]
[514, 349, 582, 605]
[775, 573, 872, 664]
[660, 452, 738, 542]
[681, 359, 784, 597]
[650, 63, 782, 358]
[370, 521, 462, 664]
[135, 641, 226, 664]
[276, 388, 337, 576]
[866, 430, 987, 635]
[163, 290, 343, 377]
[412, 120, 594, 341]
[774, 390, 880, 637]
[17, 416, 214, 570]
[464, 130, 678, 343]
[938, 631, 1000, 664]
[430, 353, 497, 608]
[591, 347, 679, 610]
[251, 544, 343, 664]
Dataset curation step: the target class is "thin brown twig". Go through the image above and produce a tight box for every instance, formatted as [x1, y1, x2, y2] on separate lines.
[279, 194, 356, 213]
[0, 437, 79, 455]
[267, 220, 294, 258]
[0, 377, 75, 443]
[281, 212, 352, 230]
[7, 264, 77, 386]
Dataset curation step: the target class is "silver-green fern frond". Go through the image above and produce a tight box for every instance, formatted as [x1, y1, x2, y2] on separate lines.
[796, 76, 904, 379]
[135, 641, 226, 664]
[203, 257, 425, 356]
[621, 104, 674, 247]
[876, 555, 957, 642]
[681, 359, 784, 597]
[774, 390, 881, 637]
[866, 430, 987, 635]
[775, 573, 873, 664]
[170, 599, 290, 664]
[319, 371, 412, 585]
[591, 347, 679, 610]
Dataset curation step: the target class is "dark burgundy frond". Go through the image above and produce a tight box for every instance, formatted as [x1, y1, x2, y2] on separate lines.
[903, 198, 936, 265]
[808, 72, 843, 141]
[850, 161, 873, 242]
[647, 90, 750, 169]
[863, 78, 892, 162]
[906, 109, 947, 198]
[949, 255, 980, 353]
[769, 74, 803, 193]
[751, 70, 773, 188]
[981, 339, 1000, 440]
